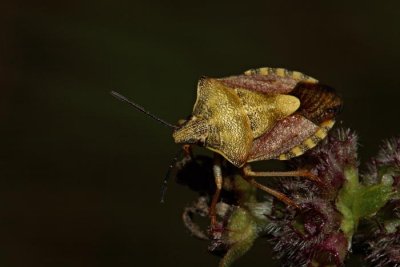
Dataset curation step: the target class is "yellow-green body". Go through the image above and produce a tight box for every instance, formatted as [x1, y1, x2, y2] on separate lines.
[173, 67, 341, 167]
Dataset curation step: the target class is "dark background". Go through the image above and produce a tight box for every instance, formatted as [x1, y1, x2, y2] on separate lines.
[1, 1, 400, 266]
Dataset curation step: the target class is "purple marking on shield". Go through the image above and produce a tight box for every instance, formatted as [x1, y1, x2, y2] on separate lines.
[248, 114, 319, 161]
[218, 74, 299, 95]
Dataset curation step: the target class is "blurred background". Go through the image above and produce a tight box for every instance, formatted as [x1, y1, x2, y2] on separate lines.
[1, 1, 400, 266]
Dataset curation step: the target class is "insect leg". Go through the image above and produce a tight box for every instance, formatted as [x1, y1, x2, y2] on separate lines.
[160, 145, 192, 203]
[182, 196, 210, 240]
[243, 165, 322, 185]
[244, 177, 300, 209]
[209, 154, 223, 227]
[182, 144, 193, 158]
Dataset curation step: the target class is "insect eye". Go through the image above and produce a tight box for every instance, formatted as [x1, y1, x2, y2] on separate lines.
[325, 106, 341, 115]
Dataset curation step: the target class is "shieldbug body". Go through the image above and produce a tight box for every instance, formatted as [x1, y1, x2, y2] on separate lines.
[112, 67, 342, 224]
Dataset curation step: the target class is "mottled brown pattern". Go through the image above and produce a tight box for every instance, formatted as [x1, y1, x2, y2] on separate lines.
[290, 82, 342, 124]
[248, 114, 319, 161]
[175, 69, 341, 166]
[218, 74, 300, 95]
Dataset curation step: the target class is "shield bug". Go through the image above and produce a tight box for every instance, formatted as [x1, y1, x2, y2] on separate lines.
[111, 67, 342, 224]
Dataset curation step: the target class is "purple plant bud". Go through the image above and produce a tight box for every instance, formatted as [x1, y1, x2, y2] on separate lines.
[366, 232, 400, 267]
[269, 200, 346, 266]
[376, 138, 400, 168]
[269, 129, 357, 266]
[312, 233, 348, 267]
[364, 137, 400, 187]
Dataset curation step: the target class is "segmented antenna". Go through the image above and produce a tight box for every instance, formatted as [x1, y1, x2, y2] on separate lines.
[110, 91, 178, 129]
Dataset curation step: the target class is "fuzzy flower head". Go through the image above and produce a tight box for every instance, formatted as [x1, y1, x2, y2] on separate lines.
[176, 129, 399, 267]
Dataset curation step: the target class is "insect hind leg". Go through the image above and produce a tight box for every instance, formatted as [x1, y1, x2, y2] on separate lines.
[245, 177, 300, 209]
[243, 165, 323, 185]
[242, 165, 323, 208]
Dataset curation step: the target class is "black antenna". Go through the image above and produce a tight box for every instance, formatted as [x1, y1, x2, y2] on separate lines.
[111, 91, 178, 129]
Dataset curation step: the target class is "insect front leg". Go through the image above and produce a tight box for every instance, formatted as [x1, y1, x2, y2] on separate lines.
[160, 145, 193, 203]
[209, 153, 223, 227]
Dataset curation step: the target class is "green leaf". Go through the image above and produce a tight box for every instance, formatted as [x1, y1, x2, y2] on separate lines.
[358, 183, 393, 218]
[336, 167, 393, 239]
[218, 174, 271, 267]
[219, 208, 259, 267]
